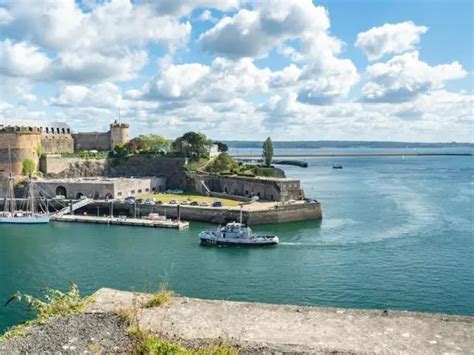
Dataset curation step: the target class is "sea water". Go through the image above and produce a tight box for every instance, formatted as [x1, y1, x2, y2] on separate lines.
[0, 151, 473, 332]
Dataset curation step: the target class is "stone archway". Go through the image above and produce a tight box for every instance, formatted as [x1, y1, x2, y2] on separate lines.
[55, 185, 67, 197]
[76, 192, 84, 199]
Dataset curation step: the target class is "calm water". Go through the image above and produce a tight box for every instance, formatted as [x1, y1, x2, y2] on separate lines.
[1, 152, 473, 332]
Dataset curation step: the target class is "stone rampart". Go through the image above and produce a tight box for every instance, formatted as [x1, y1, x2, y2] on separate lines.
[190, 173, 304, 201]
[41, 134, 74, 154]
[72, 132, 111, 151]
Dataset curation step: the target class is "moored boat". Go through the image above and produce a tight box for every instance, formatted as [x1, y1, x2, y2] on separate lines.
[0, 147, 50, 224]
[199, 222, 279, 247]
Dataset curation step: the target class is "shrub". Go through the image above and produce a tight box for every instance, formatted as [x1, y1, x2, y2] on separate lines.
[21, 158, 36, 176]
[1, 283, 89, 341]
[206, 153, 238, 173]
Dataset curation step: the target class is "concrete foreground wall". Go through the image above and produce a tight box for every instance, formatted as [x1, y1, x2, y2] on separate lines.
[85, 288, 474, 354]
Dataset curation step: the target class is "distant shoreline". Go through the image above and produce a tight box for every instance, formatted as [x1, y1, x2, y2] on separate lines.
[234, 153, 473, 158]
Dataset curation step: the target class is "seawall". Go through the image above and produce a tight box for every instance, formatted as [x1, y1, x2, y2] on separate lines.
[79, 200, 322, 225]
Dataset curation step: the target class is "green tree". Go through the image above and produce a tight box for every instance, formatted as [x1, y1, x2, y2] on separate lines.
[112, 144, 130, 159]
[139, 134, 171, 153]
[22, 159, 36, 176]
[262, 137, 273, 167]
[173, 132, 212, 160]
[215, 141, 229, 153]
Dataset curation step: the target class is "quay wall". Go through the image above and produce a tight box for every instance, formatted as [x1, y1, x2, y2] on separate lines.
[81, 201, 322, 225]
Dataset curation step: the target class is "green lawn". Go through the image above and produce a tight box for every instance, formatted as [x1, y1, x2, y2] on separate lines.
[138, 193, 241, 207]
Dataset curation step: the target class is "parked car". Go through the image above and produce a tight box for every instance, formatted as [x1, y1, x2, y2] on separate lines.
[212, 201, 223, 208]
[156, 200, 163, 205]
[180, 200, 190, 206]
[169, 200, 178, 205]
[136, 198, 144, 204]
[190, 201, 199, 206]
[124, 196, 136, 204]
[144, 198, 156, 205]
[199, 202, 210, 207]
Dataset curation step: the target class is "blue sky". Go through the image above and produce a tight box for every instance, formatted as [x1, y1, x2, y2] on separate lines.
[0, 0, 472, 142]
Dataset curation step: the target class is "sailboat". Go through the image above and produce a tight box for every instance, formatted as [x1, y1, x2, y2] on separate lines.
[0, 148, 50, 224]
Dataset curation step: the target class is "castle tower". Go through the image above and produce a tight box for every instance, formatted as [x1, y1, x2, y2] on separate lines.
[0, 126, 42, 175]
[109, 120, 129, 150]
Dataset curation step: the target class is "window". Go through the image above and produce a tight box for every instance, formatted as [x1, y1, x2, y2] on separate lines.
[131, 190, 135, 194]
[138, 189, 142, 193]
[145, 188, 149, 192]
[117, 192, 122, 196]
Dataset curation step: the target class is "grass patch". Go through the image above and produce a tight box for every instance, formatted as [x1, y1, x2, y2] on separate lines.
[138, 193, 241, 207]
[144, 284, 174, 308]
[130, 325, 238, 355]
[0, 283, 90, 342]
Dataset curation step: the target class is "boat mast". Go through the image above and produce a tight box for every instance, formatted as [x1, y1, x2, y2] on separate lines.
[4, 146, 15, 213]
[26, 175, 36, 214]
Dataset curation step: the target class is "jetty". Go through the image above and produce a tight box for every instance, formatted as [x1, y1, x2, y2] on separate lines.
[50, 214, 189, 229]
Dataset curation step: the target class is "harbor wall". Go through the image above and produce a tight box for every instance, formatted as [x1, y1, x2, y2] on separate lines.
[80, 201, 322, 225]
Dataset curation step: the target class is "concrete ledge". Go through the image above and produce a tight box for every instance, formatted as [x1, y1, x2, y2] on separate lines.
[85, 288, 474, 354]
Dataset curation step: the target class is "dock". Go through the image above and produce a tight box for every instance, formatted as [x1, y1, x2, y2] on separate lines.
[50, 214, 189, 229]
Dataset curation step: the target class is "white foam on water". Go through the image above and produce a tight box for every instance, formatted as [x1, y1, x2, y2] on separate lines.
[366, 176, 438, 242]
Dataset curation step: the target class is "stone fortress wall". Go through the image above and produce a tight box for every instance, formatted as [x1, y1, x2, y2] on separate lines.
[0, 121, 129, 175]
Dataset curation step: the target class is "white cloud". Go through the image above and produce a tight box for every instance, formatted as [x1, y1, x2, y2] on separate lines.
[355, 21, 428, 61]
[199, 0, 358, 104]
[200, 0, 330, 59]
[2, 0, 191, 52]
[49, 83, 121, 109]
[143, 0, 242, 17]
[0, 0, 191, 84]
[45, 50, 148, 83]
[198, 10, 217, 23]
[0, 39, 50, 77]
[361, 51, 466, 102]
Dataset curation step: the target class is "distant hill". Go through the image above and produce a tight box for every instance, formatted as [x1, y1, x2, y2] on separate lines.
[224, 141, 474, 149]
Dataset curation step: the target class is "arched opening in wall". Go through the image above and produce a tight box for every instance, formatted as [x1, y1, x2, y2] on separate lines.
[94, 191, 100, 200]
[245, 190, 249, 196]
[257, 192, 261, 198]
[224, 187, 228, 193]
[55, 186, 67, 197]
[76, 192, 84, 199]
[105, 193, 113, 200]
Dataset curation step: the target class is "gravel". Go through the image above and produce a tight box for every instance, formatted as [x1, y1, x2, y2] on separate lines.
[0, 313, 134, 353]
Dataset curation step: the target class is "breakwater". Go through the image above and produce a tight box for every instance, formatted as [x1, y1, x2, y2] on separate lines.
[235, 152, 473, 158]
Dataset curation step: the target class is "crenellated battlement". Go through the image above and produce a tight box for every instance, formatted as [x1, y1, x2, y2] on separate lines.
[0, 120, 129, 175]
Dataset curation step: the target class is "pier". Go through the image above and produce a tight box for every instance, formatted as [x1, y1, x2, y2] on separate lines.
[50, 214, 189, 229]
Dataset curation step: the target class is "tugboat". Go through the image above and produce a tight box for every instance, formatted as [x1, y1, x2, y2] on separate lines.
[332, 163, 343, 169]
[199, 222, 279, 247]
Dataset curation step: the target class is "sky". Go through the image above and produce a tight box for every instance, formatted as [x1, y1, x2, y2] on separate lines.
[0, 0, 472, 142]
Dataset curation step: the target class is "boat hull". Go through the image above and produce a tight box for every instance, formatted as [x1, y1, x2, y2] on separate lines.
[0, 216, 50, 224]
[200, 237, 278, 247]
